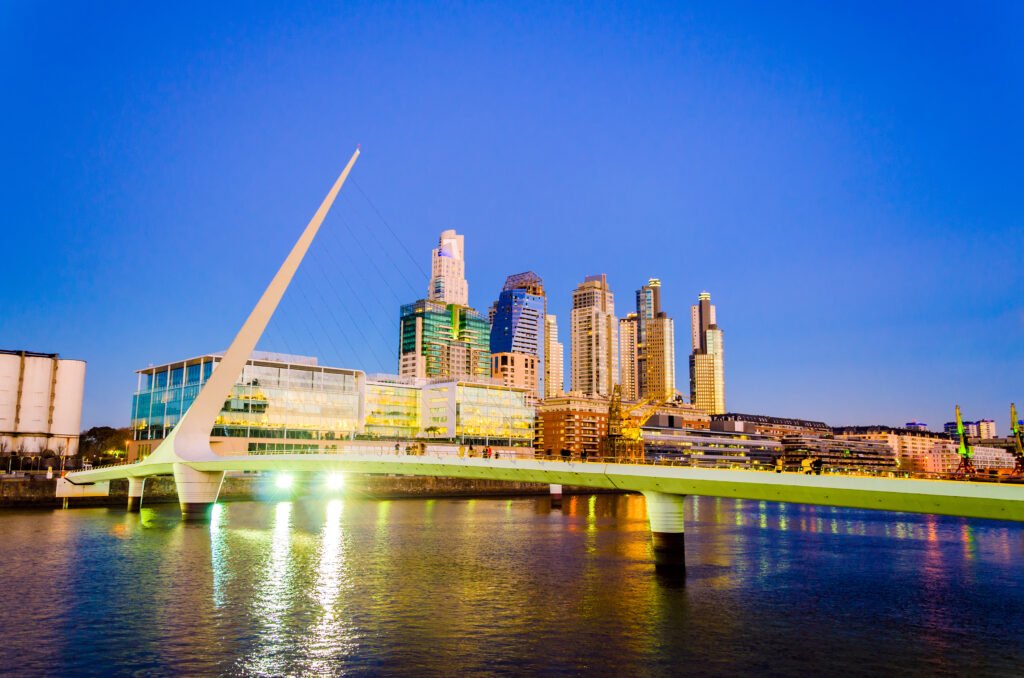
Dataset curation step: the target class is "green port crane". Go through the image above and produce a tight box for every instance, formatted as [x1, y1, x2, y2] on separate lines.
[1012, 403, 1024, 476]
[953, 404, 976, 479]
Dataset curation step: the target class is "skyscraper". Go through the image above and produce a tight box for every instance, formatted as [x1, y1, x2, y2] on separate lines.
[620, 278, 675, 401]
[490, 271, 546, 401]
[570, 274, 618, 397]
[399, 229, 489, 380]
[689, 291, 725, 414]
[619, 313, 639, 400]
[545, 314, 564, 399]
[428, 229, 469, 306]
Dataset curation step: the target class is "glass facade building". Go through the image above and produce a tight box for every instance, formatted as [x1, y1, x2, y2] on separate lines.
[129, 353, 534, 457]
[421, 381, 534, 446]
[399, 299, 490, 380]
[363, 376, 421, 439]
[132, 352, 362, 455]
[489, 271, 546, 400]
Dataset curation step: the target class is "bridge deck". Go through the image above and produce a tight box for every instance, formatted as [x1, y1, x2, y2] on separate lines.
[67, 453, 1024, 522]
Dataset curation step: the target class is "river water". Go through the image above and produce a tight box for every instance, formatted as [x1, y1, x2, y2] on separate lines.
[0, 494, 1021, 676]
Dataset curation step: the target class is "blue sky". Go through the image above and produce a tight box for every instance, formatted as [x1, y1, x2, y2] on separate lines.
[2, 1, 1021, 430]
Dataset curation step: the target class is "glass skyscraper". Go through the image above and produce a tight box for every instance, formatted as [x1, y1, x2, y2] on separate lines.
[399, 299, 491, 380]
[489, 271, 546, 400]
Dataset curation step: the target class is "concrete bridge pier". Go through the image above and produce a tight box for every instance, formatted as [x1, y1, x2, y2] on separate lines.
[173, 464, 225, 521]
[549, 484, 563, 508]
[643, 491, 687, 572]
[126, 477, 145, 512]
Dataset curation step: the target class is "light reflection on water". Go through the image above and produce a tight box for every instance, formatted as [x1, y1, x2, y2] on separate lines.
[0, 495, 1022, 676]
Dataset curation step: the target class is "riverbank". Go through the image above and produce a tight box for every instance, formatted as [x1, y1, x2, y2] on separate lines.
[0, 474, 619, 509]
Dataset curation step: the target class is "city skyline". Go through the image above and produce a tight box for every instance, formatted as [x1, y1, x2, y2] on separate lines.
[4, 3, 1019, 430]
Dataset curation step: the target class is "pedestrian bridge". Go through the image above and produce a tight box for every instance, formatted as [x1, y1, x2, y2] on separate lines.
[64, 448, 1024, 571]
[64, 450, 1024, 524]
[66, 448, 1024, 522]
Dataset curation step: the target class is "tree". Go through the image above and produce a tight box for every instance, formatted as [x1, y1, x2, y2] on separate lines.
[79, 426, 133, 465]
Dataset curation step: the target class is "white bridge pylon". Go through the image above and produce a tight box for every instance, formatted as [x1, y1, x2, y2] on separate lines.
[141, 148, 360, 516]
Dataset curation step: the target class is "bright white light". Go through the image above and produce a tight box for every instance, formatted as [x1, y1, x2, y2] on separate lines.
[275, 473, 294, 490]
[326, 474, 344, 491]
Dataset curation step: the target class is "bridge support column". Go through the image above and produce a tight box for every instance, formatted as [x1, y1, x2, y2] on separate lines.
[643, 491, 686, 572]
[173, 464, 224, 521]
[127, 477, 145, 512]
[549, 484, 563, 507]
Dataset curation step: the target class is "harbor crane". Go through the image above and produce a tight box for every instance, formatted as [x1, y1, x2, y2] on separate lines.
[1011, 403, 1024, 476]
[953, 404, 976, 479]
[602, 385, 668, 461]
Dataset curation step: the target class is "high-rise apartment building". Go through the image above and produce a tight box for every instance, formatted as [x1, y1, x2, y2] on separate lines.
[545, 315, 564, 399]
[428, 229, 469, 306]
[570, 274, 618, 397]
[689, 291, 725, 414]
[619, 279, 675, 401]
[619, 313, 639, 400]
[399, 230, 489, 380]
[489, 272, 546, 401]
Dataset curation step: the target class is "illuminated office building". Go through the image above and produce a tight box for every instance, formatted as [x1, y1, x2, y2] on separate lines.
[129, 352, 533, 460]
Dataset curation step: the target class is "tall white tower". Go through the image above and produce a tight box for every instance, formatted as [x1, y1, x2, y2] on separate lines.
[428, 229, 469, 306]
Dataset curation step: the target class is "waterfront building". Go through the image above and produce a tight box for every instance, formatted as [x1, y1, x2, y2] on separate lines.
[619, 313, 639, 400]
[421, 380, 534, 446]
[131, 352, 362, 457]
[642, 428, 782, 465]
[570, 274, 618, 398]
[712, 413, 831, 437]
[901, 442, 1015, 474]
[689, 291, 725, 414]
[0, 349, 86, 458]
[489, 272, 546, 401]
[833, 425, 950, 470]
[904, 421, 929, 431]
[544, 315, 564, 399]
[363, 374, 421, 439]
[129, 352, 533, 460]
[428, 229, 469, 306]
[535, 393, 609, 457]
[780, 435, 897, 471]
[398, 299, 490, 380]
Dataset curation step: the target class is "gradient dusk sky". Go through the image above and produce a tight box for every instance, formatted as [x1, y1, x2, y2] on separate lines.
[2, 2, 1021, 430]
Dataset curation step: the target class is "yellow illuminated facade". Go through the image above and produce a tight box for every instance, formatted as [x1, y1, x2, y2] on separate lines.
[131, 353, 533, 457]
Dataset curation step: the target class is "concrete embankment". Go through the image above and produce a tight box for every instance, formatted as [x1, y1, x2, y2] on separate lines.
[1, 474, 616, 509]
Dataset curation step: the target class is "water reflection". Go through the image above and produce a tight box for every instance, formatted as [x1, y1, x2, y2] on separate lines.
[300, 499, 356, 673]
[244, 501, 294, 676]
[2, 496, 1022, 675]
